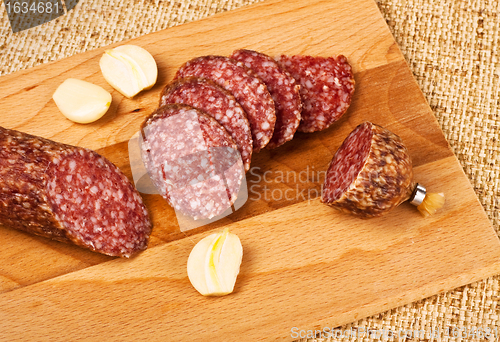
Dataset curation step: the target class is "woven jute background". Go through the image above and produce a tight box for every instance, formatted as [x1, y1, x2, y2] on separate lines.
[1, 0, 499, 341]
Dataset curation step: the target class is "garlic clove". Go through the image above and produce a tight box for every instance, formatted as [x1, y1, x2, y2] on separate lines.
[52, 78, 112, 124]
[187, 228, 243, 296]
[187, 232, 215, 296]
[205, 228, 229, 295]
[99, 45, 158, 98]
[215, 231, 243, 293]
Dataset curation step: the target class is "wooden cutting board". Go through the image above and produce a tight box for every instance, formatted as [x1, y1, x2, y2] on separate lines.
[1, 0, 500, 340]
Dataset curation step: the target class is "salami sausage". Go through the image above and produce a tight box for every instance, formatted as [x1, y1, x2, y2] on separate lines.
[160, 77, 253, 172]
[277, 55, 355, 133]
[0, 126, 152, 257]
[175, 55, 276, 152]
[230, 49, 302, 149]
[140, 104, 244, 220]
[321, 122, 415, 218]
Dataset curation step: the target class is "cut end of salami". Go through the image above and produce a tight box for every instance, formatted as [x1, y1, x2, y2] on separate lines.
[46, 150, 151, 257]
[140, 104, 244, 220]
[321, 122, 414, 218]
[231, 49, 302, 149]
[175, 55, 276, 152]
[278, 55, 355, 133]
[160, 77, 253, 172]
[322, 122, 372, 203]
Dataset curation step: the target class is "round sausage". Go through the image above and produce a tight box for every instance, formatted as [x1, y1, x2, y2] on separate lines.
[175, 55, 276, 152]
[231, 49, 302, 149]
[140, 104, 244, 220]
[321, 122, 415, 218]
[278, 54, 355, 133]
[160, 77, 253, 172]
[0, 126, 152, 257]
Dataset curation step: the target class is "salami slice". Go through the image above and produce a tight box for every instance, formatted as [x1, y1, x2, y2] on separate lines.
[160, 77, 253, 172]
[321, 122, 415, 218]
[175, 55, 276, 152]
[140, 104, 244, 220]
[231, 49, 302, 149]
[278, 55, 355, 133]
[0, 126, 152, 257]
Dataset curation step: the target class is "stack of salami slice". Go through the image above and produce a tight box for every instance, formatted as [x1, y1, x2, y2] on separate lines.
[140, 49, 355, 220]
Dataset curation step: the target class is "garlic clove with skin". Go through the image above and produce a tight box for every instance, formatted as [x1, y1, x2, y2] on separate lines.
[187, 228, 243, 296]
[99, 45, 158, 98]
[52, 78, 112, 124]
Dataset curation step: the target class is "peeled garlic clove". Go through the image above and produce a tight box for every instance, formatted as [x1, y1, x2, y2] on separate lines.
[187, 228, 243, 296]
[99, 45, 158, 98]
[52, 78, 112, 124]
[187, 233, 214, 296]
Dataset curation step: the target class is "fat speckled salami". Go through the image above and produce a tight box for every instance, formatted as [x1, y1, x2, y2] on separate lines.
[278, 55, 355, 133]
[0, 126, 151, 257]
[231, 49, 302, 149]
[175, 55, 276, 152]
[160, 77, 253, 172]
[140, 104, 244, 220]
[321, 122, 415, 218]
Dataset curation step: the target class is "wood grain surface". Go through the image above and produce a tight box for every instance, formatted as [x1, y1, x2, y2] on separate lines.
[1, 0, 500, 340]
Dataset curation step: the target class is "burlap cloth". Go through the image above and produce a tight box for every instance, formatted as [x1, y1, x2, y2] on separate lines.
[0, 0, 499, 340]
